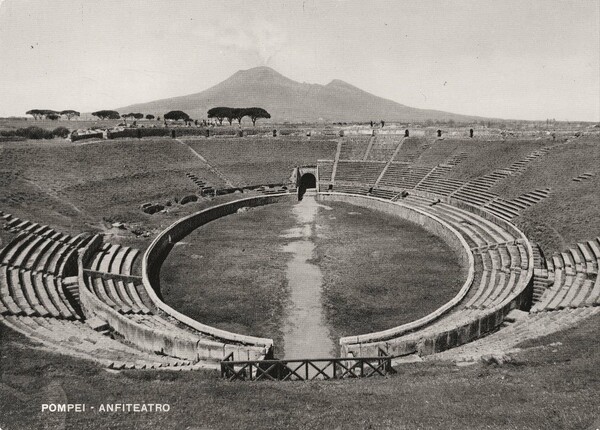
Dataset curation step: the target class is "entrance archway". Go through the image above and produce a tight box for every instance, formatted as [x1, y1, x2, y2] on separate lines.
[298, 173, 316, 200]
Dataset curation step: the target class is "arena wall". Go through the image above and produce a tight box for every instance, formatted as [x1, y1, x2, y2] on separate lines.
[318, 193, 475, 343]
[318, 192, 534, 358]
[142, 193, 296, 349]
[76, 235, 267, 362]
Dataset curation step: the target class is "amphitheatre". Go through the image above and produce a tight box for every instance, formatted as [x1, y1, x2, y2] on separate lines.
[0, 112, 599, 427]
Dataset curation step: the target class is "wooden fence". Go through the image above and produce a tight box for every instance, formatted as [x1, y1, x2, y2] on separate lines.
[220, 349, 396, 381]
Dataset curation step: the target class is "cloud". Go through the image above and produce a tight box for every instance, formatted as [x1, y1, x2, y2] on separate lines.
[202, 16, 289, 65]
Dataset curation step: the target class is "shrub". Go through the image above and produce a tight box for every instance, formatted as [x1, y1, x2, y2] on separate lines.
[0, 126, 54, 140]
[52, 127, 70, 138]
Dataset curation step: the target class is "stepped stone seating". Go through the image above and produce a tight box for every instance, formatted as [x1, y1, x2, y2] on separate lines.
[372, 134, 401, 144]
[452, 179, 500, 206]
[0, 224, 87, 319]
[1, 266, 34, 316]
[378, 164, 432, 190]
[84, 274, 151, 315]
[365, 143, 399, 162]
[90, 243, 110, 270]
[81, 238, 250, 362]
[532, 238, 600, 312]
[80, 272, 220, 351]
[377, 163, 410, 187]
[317, 160, 334, 183]
[335, 161, 385, 184]
[391, 137, 430, 163]
[370, 188, 400, 200]
[331, 192, 533, 359]
[428, 307, 599, 364]
[445, 152, 469, 166]
[89, 243, 140, 276]
[463, 244, 527, 310]
[339, 138, 370, 160]
[331, 183, 370, 195]
[405, 196, 513, 245]
[443, 147, 552, 213]
[0, 315, 196, 370]
[401, 195, 528, 312]
[483, 199, 521, 221]
[121, 248, 140, 276]
[572, 172, 595, 182]
[0, 214, 269, 368]
[15, 268, 48, 316]
[504, 148, 550, 175]
[31, 272, 61, 318]
[511, 189, 551, 208]
[415, 168, 464, 196]
[186, 172, 214, 195]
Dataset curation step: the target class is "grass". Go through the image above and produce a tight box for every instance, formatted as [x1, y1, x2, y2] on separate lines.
[159, 199, 465, 353]
[0, 138, 224, 232]
[443, 138, 551, 180]
[160, 201, 296, 356]
[492, 135, 600, 254]
[313, 201, 466, 339]
[1, 311, 598, 429]
[1, 127, 599, 428]
[186, 136, 338, 186]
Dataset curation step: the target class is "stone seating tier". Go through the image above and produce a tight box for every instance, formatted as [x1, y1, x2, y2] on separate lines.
[0, 315, 198, 370]
[532, 238, 600, 311]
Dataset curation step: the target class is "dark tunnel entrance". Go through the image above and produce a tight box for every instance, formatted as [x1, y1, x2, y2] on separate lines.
[298, 173, 316, 200]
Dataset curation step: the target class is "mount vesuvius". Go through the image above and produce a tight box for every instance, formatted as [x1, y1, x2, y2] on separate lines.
[117, 66, 485, 123]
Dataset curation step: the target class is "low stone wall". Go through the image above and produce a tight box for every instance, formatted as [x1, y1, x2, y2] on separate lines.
[321, 192, 534, 358]
[317, 193, 475, 348]
[71, 131, 103, 142]
[142, 193, 295, 350]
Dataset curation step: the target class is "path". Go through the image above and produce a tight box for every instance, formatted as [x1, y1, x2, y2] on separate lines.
[174, 138, 236, 188]
[280, 191, 336, 359]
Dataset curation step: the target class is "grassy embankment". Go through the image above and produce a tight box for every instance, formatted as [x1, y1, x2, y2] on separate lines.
[441, 138, 551, 181]
[1, 311, 598, 429]
[0, 138, 224, 232]
[186, 136, 338, 186]
[492, 135, 600, 255]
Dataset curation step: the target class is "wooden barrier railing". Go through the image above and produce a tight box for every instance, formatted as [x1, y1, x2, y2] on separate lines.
[220, 349, 396, 381]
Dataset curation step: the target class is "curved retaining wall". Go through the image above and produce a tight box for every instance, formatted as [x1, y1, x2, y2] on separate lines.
[77, 235, 268, 362]
[142, 193, 295, 350]
[316, 193, 475, 346]
[318, 192, 533, 358]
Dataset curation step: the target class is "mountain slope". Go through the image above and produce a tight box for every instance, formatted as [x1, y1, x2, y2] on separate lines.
[117, 66, 485, 122]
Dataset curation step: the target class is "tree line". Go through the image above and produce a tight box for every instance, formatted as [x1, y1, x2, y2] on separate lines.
[26, 109, 80, 120]
[25, 107, 272, 126]
[207, 107, 270, 126]
[88, 110, 188, 121]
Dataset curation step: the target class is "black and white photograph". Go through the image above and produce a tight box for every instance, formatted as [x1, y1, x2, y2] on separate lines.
[0, 0, 598, 428]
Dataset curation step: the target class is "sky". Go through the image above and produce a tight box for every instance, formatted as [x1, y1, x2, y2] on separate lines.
[0, 0, 598, 121]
